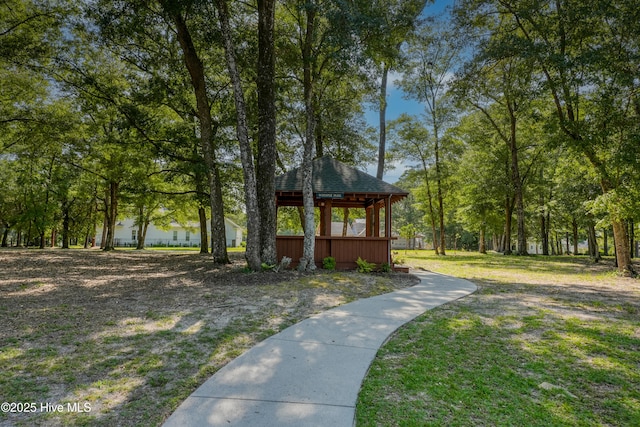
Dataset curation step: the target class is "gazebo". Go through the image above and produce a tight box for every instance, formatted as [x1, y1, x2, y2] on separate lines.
[275, 156, 408, 270]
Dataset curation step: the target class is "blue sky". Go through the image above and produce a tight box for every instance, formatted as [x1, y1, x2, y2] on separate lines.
[364, 0, 454, 183]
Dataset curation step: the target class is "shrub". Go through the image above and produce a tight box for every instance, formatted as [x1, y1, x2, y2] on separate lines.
[356, 257, 376, 273]
[393, 255, 405, 265]
[380, 262, 392, 273]
[323, 256, 336, 270]
[261, 262, 276, 271]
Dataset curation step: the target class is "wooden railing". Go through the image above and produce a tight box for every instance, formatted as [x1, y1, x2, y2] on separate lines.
[276, 235, 391, 270]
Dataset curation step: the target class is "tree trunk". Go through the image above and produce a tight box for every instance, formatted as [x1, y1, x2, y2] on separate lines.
[256, 0, 278, 266]
[62, 204, 70, 249]
[630, 219, 635, 258]
[431, 112, 446, 256]
[215, 0, 260, 269]
[297, 206, 305, 233]
[342, 208, 349, 236]
[572, 217, 579, 255]
[376, 63, 389, 180]
[315, 111, 324, 157]
[612, 219, 634, 275]
[496, 234, 504, 252]
[135, 206, 143, 249]
[421, 164, 438, 255]
[508, 108, 527, 256]
[171, 7, 228, 264]
[198, 206, 208, 254]
[603, 228, 608, 255]
[299, 5, 317, 271]
[539, 190, 550, 255]
[103, 181, 118, 251]
[141, 221, 149, 249]
[100, 209, 108, 250]
[435, 154, 446, 255]
[1, 225, 9, 247]
[540, 210, 549, 255]
[503, 194, 513, 255]
[479, 226, 486, 254]
[587, 222, 600, 262]
[136, 206, 145, 250]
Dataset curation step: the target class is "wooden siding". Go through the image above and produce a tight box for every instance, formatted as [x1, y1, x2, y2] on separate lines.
[276, 236, 391, 270]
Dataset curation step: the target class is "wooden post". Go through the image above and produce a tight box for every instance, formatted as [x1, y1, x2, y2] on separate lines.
[385, 195, 392, 265]
[322, 199, 332, 236]
[385, 196, 391, 238]
[374, 203, 380, 237]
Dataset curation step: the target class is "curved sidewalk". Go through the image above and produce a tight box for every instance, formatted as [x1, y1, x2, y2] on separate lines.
[163, 270, 477, 427]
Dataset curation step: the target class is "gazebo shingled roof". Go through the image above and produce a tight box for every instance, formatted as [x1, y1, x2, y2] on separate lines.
[275, 156, 408, 207]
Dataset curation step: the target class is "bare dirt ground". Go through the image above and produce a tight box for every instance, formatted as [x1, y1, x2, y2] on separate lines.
[0, 248, 418, 426]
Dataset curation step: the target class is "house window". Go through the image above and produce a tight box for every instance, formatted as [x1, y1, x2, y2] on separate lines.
[132, 230, 137, 241]
[185, 231, 190, 242]
[173, 231, 178, 241]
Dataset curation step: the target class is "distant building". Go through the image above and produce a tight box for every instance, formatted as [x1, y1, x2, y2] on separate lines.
[96, 218, 243, 248]
[527, 239, 589, 255]
[391, 233, 425, 250]
[327, 218, 366, 237]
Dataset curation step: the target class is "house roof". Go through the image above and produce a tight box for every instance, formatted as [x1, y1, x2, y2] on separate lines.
[275, 156, 408, 207]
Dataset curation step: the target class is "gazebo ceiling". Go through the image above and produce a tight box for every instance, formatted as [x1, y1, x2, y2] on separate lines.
[275, 156, 408, 207]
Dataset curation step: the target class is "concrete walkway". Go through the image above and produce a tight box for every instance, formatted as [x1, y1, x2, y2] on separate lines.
[163, 270, 477, 427]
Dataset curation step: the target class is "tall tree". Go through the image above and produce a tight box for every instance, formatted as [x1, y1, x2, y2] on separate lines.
[389, 114, 439, 254]
[280, 0, 370, 270]
[300, 0, 318, 271]
[256, 0, 278, 265]
[455, 56, 535, 255]
[450, 112, 506, 254]
[214, 0, 261, 269]
[164, 2, 228, 264]
[399, 20, 460, 254]
[355, 0, 428, 179]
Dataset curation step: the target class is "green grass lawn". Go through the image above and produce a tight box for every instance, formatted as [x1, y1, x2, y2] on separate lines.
[356, 250, 640, 426]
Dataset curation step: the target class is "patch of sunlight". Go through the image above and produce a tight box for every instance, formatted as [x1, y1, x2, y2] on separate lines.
[582, 355, 627, 373]
[180, 320, 204, 335]
[305, 278, 331, 288]
[0, 346, 23, 361]
[620, 396, 640, 414]
[123, 317, 143, 326]
[72, 377, 144, 412]
[542, 400, 579, 425]
[447, 317, 476, 331]
[91, 316, 177, 341]
[313, 294, 344, 307]
[495, 316, 523, 330]
[560, 331, 594, 347]
[514, 336, 552, 357]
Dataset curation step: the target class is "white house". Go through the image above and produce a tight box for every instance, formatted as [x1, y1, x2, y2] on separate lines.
[96, 218, 244, 248]
[391, 233, 425, 250]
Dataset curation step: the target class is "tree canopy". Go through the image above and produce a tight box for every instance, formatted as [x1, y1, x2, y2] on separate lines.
[1, 0, 637, 275]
